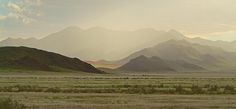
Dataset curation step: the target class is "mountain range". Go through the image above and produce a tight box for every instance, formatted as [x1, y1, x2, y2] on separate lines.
[2, 26, 236, 72]
[2, 27, 236, 63]
[0, 26, 184, 61]
[0, 46, 103, 73]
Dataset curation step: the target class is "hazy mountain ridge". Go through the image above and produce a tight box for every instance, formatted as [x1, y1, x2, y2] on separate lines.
[0, 26, 186, 61]
[186, 37, 236, 52]
[118, 40, 236, 72]
[0, 46, 103, 73]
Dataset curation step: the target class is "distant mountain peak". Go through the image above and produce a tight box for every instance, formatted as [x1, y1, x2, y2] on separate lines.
[134, 55, 148, 60]
[192, 37, 203, 40]
[3, 37, 37, 41]
[135, 28, 158, 32]
[61, 26, 83, 33]
[86, 26, 110, 32]
[4, 37, 21, 40]
[66, 26, 82, 29]
[167, 29, 185, 39]
[168, 29, 180, 33]
[150, 56, 162, 60]
[158, 39, 191, 47]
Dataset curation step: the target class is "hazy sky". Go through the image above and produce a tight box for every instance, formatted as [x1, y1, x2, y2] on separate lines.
[1, 0, 236, 41]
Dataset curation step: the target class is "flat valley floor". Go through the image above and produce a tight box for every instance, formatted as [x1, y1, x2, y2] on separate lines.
[0, 70, 236, 109]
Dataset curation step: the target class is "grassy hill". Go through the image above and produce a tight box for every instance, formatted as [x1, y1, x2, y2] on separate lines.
[0, 46, 103, 73]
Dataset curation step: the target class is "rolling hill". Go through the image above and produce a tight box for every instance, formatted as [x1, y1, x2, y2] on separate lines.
[0, 46, 103, 73]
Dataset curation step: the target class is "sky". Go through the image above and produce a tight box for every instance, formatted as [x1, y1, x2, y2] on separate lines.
[1, 0, 236, 41]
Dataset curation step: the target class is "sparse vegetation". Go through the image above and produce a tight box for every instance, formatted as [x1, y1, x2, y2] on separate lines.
[0, 71, 236, 109]
[0, 98, 26, 109]
[0, 81, 235, 95]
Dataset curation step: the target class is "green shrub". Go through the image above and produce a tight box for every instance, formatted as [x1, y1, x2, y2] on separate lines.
[174, 85, 186, 94]
[224, 85, 235, 94]
[191, 85, 203, 94]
